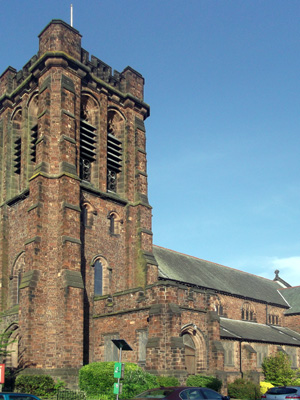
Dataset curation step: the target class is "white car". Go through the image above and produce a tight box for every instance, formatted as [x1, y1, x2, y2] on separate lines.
[262, 386, 300, 400]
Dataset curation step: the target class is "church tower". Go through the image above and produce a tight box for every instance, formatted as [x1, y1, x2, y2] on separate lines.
[0, 20, 157, 381]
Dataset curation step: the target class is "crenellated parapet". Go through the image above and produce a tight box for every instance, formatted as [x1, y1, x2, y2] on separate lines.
[0, 19, 145, 105]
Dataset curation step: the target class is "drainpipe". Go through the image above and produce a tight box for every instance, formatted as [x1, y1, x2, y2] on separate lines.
[239, 341, 243, 378]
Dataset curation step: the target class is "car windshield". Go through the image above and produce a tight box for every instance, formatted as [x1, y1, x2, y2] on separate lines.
[135, 390, 175, 398]
[267, 388, 297, 395]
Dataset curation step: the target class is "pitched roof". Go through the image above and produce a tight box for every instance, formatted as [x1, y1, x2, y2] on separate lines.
[220, 317, 300, 346]
[279, 286, 300, 315]
[153, 245, 289, 307]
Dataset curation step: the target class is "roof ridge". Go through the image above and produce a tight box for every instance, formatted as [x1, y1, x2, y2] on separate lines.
[279, 285, 300, 291]
[153, 244, 276, 283]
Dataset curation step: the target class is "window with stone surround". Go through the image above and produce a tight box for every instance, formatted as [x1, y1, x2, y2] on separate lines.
[241, 301, 256, 321]
[104, 333, 119, 361]
[92, 256, 112, 296]
[214, 298, 224, 316]
[223, 341, 235, 366]
[255, 344, 268, 367]
[268, 310, 280, 326]
[82, 201, 97, 228]
[9, 252, 25, 307]
[108, 211, 122, 235]
[285, 347, 298, 368]
[138, 330, 148, 362]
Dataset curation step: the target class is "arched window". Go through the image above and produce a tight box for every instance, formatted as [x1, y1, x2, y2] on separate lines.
[9, 252, 25, 307]
[108, 211, 122, 235]
[92, 257, 111, 296]
[82, 201, 97, 228]
[268, 310, 280, 326]
[213, 298, 224, 316]
[94, 259, 103, 296]
[241, 302, 255, 321]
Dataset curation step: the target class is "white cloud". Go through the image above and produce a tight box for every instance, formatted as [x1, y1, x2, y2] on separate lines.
[225, 255, 300, 287]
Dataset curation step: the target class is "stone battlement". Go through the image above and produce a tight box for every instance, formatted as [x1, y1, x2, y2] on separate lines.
[0, 20, 145, 101]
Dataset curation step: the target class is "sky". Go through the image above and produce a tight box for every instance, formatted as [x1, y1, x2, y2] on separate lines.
[1, 0, 300, 285]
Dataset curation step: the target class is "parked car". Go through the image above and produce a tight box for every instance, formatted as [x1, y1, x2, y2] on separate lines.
[0, 395, 41, 400]
[261, 386, 300, 400]
[132, 387, 230, 400]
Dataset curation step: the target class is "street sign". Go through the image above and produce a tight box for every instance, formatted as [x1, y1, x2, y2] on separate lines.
[113, 382, 122, 395]
[114, 362, 124, 379]
[0, 364, 5, 384]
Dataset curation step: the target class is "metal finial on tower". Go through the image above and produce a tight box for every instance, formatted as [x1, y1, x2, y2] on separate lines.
[70, 4, 73, 27]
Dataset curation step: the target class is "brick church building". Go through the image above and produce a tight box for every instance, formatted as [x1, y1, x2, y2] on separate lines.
[0, 20, 300, 387]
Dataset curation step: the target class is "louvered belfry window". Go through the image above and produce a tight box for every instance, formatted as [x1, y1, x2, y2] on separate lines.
[107, 132, 122, 192]
[14, 137, 21, 175]
[30, 124, 38, 163]
[80, 119, 97, 181]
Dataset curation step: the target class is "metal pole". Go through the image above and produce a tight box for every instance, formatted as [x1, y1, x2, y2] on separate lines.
[116, 346, 123, 400]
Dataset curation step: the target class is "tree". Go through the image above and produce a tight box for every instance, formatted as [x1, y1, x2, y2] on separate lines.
[262, 352, 295, 386]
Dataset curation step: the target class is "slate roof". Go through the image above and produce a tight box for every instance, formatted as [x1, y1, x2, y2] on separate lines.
[153, 245, 290, 307]
[279, 286, 300, 315]
[220, 317, 300, 346]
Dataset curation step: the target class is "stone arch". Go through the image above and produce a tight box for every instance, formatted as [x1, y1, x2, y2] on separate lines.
[3, 323, 19, 369]
[181, 323, 207, 374]
[81, 92, 99, 127]
[241, 301, 256, 321]
[9, 252, 25, 307]
[91, 255, 111, 296]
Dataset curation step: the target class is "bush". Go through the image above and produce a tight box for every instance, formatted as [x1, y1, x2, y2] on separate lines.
[156, 376, 180, 387]
[15, 375, 65, 397]
[228, 378, 260, 400]
[79, 362, 158, 399]
[262, 352, 295, 386]
[260, 382, 274, 396]
[186, 375, 222, 392]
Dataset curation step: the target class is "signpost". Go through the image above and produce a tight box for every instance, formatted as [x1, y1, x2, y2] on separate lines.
[112, 339, 132, 400]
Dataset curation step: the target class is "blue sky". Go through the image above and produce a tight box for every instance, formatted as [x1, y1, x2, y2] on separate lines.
[1, 0, 300, 285]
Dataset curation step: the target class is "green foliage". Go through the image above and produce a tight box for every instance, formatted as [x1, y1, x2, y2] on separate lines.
[227, 379, 260, 400]
[120, 364, 158, 399]
[15, 374, 65, 397]
[262, 352, 295, 386]
[79, 362, 158, 399]
[186, 375, 222, 392]
[260, 382, 274, 396]
[156, 376, 180, 387]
